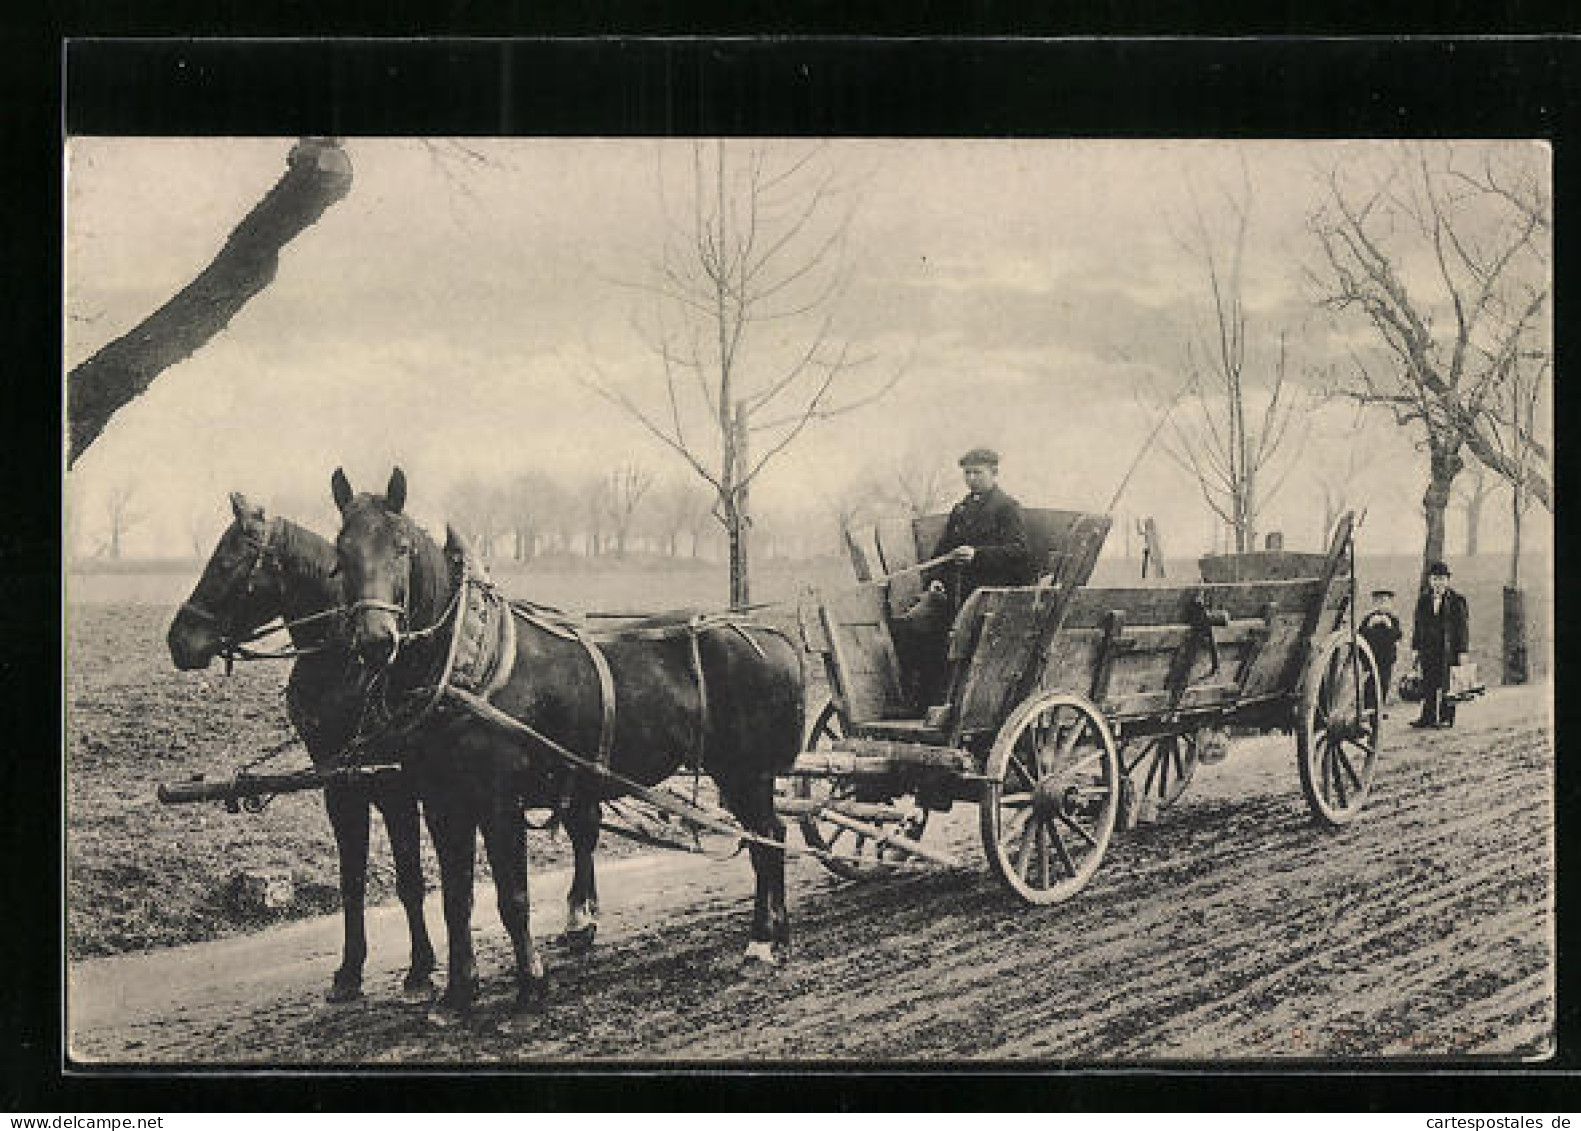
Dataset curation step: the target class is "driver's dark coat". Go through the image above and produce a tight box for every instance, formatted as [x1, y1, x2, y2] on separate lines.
[931, 485, 1033, 592]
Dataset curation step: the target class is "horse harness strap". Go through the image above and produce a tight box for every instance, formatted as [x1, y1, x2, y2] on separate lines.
[571, 625, 617, 772]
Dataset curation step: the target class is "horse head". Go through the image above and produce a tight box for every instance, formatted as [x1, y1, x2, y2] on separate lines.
[167, 492, 283, 670]
[332, 466, 446, 671]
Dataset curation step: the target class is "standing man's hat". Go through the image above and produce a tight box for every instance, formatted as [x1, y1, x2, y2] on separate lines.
[959, 447, 1000, 468]
[1428, 561, 1452, 577]
[1371, 588, 1395, 598]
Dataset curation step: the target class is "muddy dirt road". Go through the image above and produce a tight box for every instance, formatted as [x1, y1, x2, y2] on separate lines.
[69, 683, 1552, 1064]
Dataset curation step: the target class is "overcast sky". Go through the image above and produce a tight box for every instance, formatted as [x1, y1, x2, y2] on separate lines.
[64, 137, 1551, 560]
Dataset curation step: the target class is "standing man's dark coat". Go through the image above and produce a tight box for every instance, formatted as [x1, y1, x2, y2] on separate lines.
[1411, 581, 1470, 727]
[932, 486, 1033, 595]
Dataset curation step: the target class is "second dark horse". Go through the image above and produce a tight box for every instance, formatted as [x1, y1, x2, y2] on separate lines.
[167, 492, 437, 1003]
[329, 467, 805, 1020]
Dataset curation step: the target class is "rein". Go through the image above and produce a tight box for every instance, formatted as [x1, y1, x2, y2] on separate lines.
[179, 600, 341, 673]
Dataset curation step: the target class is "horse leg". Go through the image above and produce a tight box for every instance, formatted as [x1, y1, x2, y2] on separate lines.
[562, 786, 601, 954]
[422, 786, 479, 1023]
[715, 772, 791, 967]
[323, 780, 371, 1002]
[375, 782, 436, 998]
[481, 783, 548, 1015]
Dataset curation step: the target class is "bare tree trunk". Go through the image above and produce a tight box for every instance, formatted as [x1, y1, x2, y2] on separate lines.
[68, 139, 353, 466]
[1460, 465, 1492, 558]
[1419, 445, 1462, 592]
[1510, 480, 1524, 589]
[728, 402, 751, 608]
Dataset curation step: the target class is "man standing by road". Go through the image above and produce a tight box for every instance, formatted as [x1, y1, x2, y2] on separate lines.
[1359, 587, 1403, 707]
[1409, 561, 1471, 729]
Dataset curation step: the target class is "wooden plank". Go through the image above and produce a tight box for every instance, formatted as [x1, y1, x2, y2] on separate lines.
[912, 513, 949, 562]
[832, 738, 975, 772]
[875, 516, 921, 575]
[798, 591, 833, 655]
[1088, 609, 1130, 705]
[1042, 513, 1113, 588]
[772, 797, 908, 821]
[1199, 551, 1330, 583]
[842, 527, 873, 582]
[819, 585, 906, 725]
[788, 752, 904, 777]
[816, 809, 962, 866]
[1059, 580, 1324, 629]
[954, 588, 1061, 734]
[1232, 601, 1279, 691]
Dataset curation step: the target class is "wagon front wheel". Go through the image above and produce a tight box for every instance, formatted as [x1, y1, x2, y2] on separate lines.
[981, 692, 1120, 905]
[1297, 633, 1382, 827]
[795, 700, 928, 880]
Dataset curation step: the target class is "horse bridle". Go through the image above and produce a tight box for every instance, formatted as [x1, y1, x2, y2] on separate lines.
[180, 519, 335, 671]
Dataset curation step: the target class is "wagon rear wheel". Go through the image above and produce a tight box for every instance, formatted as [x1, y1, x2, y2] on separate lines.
[980, 692, 1120, 905]
[795, 700, 929, 880]
[1120, 732, 1199, 811]
[1297, 633, 1382, 827]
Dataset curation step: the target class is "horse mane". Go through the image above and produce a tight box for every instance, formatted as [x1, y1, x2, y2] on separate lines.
[274, 518, 338, 586]
[392, 511, 454, 633]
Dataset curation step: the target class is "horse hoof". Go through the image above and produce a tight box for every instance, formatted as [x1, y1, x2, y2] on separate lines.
[741, 940, 781, 969]
[402, 974, 436, 1002]
[516, 979, 550, 1016]
[562, 924, 597, 955]
[426, 1002, 469, 1028]
[325, 980, 364, 1004]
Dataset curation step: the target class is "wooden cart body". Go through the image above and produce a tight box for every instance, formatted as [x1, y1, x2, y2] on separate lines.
[810, 510, 1349, 751]
[793, 509, 1377, 903]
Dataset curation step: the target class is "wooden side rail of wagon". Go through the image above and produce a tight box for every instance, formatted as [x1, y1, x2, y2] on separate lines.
[795, 508, 1382, 906]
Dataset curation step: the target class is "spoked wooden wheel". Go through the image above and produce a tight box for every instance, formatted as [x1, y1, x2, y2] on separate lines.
[795, 700, 929, 880]
[1297, 633, 1382, 827]
[980, 692, 1120, 905]
[1119, 732, 1199, 811]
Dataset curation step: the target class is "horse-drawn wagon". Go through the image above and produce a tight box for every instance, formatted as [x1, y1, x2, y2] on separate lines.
[788, 508, 1382, 905]
[158, 475, 1381, 1009]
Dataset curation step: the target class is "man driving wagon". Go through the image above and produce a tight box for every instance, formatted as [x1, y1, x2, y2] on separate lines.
[892, 447, 1034, 712]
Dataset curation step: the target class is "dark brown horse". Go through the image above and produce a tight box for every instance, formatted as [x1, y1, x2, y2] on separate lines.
[329, 467, 804, 1020]
[167, 492, 437, 1003]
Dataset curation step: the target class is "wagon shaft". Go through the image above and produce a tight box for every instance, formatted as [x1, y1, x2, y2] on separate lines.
[155, 764, 403, 806]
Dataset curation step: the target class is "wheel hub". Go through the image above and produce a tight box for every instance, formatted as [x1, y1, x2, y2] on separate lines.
[1328, 715, 1368, 741]
[1030, 776, 1071, 817]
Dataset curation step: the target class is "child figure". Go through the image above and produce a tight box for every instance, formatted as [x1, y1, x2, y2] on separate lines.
[1359, 587, 1403, 707]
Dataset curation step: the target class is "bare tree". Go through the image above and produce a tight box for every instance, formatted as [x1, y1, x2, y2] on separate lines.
[604, 463, 655, 557]
[68, 138, 353, 466]
[1155, 166, 1306, 553]
[1310, 405, 1399, 544]
[501, 469, 568, 561]
[575, 473, 614, 557]
[99, 480, 144, 560]
[647, 477, 712, 557]
[874, 445, 953, 519]
[444, 474, 509, 560]
[1496, 351, 1550, 590]
[1308, 143, 1550, 589]
[585, 141, 904, 607]
[1451, 462, 1495, 558]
